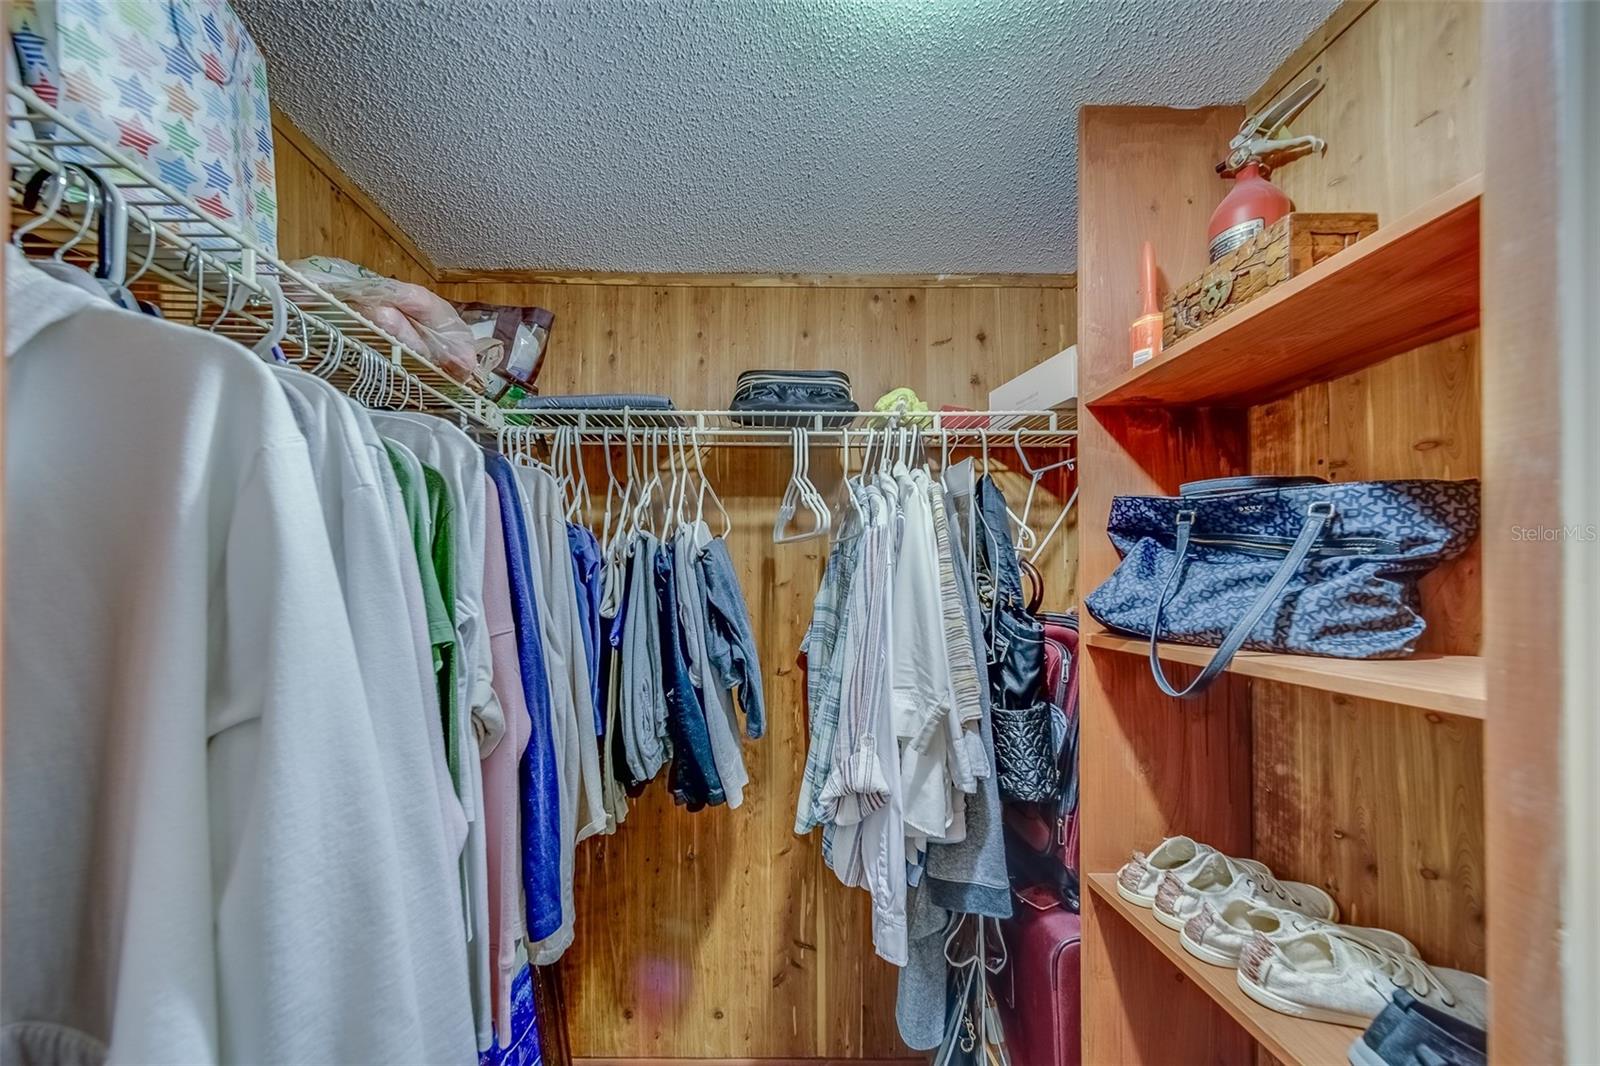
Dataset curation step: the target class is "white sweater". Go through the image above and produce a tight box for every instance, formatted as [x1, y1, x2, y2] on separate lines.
[1, 249, 468, 1063]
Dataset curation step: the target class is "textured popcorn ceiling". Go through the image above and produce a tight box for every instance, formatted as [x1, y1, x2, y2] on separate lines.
[238, 0, 1334, 274]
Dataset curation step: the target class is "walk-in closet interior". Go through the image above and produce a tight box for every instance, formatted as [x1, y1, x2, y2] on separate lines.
[2, 1, 1589, 1064]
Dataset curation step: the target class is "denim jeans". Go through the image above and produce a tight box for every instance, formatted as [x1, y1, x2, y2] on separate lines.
[654, 546, 726, 808]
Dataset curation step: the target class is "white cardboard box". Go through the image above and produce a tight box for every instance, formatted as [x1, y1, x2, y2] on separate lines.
[988, 344, 1078, 412]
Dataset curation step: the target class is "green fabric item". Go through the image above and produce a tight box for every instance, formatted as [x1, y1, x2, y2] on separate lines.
[422, 463, 462, 789]
[384, 439, 462, 788]
[384, 442, 455, 666]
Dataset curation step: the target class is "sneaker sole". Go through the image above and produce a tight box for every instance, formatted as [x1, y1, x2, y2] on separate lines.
[1235, 968, 1376, 1028]
[1178, 928, 1240, 967]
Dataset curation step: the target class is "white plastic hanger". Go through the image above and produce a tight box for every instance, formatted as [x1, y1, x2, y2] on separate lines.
[564, 427, 592, 524]
[689, 427, 733, 539]
[13, 169, 71, 248]
[662, 428, 683, 539]
[1030, 485, 1078, 564]
[976, 426, 1038, 556]
[830, 428, 867, 542]
[53, 176, 99, 266]
[599, 430, 621, 553]
[633, 429, 662, 539]
[774, 428, 830, 543]
[125, 218, 160, 288]
[673, 429, 697, 534]
[252, 278, 289, 360]
[1011, 429, 1075, 562]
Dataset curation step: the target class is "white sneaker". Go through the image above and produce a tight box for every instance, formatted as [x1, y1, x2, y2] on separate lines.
[1179, 899, 1417, 967]
[1115, 836, 1215, 907]
[1153, 851, 1338, 930]
[1237, 929, 1488, 1028]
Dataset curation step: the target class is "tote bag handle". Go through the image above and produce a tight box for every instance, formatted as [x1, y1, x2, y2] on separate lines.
[1148, 501, 1334, 699]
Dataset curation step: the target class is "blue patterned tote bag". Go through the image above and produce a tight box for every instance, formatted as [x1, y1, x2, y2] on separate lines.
[1085, 476, 1479, 698]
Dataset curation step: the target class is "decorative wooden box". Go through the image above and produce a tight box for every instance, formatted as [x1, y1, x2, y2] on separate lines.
[1164, 211, 1379, 345]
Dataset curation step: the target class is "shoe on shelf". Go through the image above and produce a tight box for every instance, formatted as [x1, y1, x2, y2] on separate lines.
[1115, 835, 1216, 908]
[1153, 851, 1338, 931]
[1237, 929, 1488, 1029]
[1347, 988, 1487, 1066]
[1180, 899, 1417, 968]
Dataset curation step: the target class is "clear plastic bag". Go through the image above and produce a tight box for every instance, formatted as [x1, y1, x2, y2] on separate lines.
[289, 256, 478, 384]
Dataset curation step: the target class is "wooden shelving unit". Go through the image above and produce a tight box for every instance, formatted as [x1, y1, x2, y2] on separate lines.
[1076, 50, 1490, 1062]
[1087, 176, 1482, 409]
[1086, 875, 1365, 1066]
[1084, 629, 1487, 719]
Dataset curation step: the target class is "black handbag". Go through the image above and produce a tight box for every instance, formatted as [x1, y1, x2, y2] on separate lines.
[973, 477, 1054, 802]
[729, 370, 858, 426]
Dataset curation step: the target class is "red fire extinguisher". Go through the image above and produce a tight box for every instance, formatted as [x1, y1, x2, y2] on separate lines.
[1207, 162, 1294, 263]
[1207, 78, 1327, 263]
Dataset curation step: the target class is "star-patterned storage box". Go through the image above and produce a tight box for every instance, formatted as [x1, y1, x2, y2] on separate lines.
[9, 0, 279, 256]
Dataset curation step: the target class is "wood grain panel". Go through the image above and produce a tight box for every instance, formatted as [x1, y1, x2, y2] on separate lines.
[1246, 0, 1378, 115]
[1075, 104, 1258, 1066]
[432, 278, 1076, 1058]
[1250, 684, 1486, 971]
[271, 115, 436, 285]
[438, 268, 1076, 289]
[1481, 2, 1568, 1058]
[1245, 0, 1488, 989]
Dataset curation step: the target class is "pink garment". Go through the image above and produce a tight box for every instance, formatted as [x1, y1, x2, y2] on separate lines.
[482, 479, 532, 1043]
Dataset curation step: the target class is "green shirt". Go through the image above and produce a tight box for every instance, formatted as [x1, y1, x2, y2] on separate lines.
[384, 441, 461, 788]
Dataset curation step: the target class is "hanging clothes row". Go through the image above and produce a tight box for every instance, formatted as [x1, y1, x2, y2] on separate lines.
[504, 425, 767, 814]
[2, 243, 765, 1066]
[792, 426, 1064, 1055]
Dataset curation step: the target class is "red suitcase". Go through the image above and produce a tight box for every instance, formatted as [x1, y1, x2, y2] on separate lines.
[997, 899, 1081, 1066]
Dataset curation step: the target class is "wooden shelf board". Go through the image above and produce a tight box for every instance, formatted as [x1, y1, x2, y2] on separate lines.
[1084, 629, 1486, 719]
[1087, 873, 1366, 1066]
[1086, 175, 1482, 408]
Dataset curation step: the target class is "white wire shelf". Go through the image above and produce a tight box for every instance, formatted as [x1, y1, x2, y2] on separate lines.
[5, 81, 499, 431]
[497, 407, 1078, 447]
[6, 80, 1080, 450]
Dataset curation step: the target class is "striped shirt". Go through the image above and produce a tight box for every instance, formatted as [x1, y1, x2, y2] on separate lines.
[930, 485, 987, 789]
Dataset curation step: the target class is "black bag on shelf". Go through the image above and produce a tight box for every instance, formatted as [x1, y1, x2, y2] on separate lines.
[728, 370, 857, 427]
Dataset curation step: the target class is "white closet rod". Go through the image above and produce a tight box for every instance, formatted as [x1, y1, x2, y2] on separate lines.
[7, 81, 1080, 449]
[499, 409, 1078, 449]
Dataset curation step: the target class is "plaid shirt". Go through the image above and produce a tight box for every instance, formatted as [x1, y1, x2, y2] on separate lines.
[794, 493, 864, 835]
